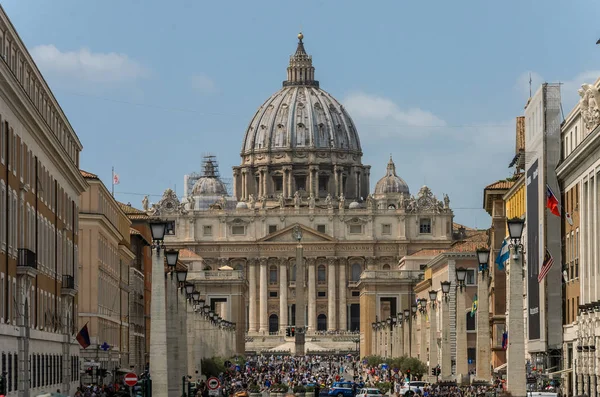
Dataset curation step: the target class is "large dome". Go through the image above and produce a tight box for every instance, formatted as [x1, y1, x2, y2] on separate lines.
[241, 33, 361, 156]
[374, 157, 410, 195]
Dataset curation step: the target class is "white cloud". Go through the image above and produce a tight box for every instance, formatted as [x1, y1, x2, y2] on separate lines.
[344, 92, 445, 129]
[191, 73, 217, 94]
[30, 44, 149, 84]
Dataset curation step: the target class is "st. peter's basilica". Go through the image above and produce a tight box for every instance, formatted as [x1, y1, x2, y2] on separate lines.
[148, 33, 458, 353]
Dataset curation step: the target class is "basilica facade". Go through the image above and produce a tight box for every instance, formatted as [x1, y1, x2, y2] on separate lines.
[151, 33, 455, 353]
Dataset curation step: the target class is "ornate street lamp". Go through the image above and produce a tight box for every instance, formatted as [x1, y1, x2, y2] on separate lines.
[386, 317, 392, 328]
[176, 269, 187, 285]
[150, 221, 168, 248]
[477, 248, 491, 276]
[456, 267, 467, 291]
[441, 281, 451, 302]
[403, 309, 410, 322]
[192, 291, 200, 302]
[397, 312, 403, 324]
[185, 283, 194, 296]
[411, 304, 418, 318]
[418, 298, 427, 314]
[507, 217, 525, 252]
[429, 290, 437, 309]
[165, 249, 179, 269]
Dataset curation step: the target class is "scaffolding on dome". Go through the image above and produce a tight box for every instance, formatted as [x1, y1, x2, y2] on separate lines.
[184, 154, 237, 211]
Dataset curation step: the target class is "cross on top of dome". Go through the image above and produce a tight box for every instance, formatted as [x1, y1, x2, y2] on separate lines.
[386, 155, 397, 177]
[284, 32, 319, 88]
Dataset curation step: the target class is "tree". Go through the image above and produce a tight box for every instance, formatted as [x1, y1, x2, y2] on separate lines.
[400, 357, 428, 378]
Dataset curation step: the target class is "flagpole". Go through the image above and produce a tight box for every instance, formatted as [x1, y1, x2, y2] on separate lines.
[111, 166, 115, 197]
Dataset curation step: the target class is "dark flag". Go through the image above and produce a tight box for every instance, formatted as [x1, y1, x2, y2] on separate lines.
[76, 324, 91, 349]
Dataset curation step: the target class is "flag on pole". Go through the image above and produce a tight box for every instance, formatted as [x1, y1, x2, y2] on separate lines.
[113, 173, 120, 185]
[501, 331, 508, 349]
[565, 212, 574, 226]
[76, 323, 91, 349]
[495, 238, 510, 271]
[546, 184, 560, 217]
[470, 294, 478, 317]
[538, 248, 555, 283]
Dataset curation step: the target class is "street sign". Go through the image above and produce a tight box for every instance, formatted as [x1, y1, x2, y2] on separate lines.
[124, 373, 138, 387]
[207, 377, 220, 390]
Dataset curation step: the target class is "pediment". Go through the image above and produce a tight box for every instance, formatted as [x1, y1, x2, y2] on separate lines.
[259, 223, 335, 243]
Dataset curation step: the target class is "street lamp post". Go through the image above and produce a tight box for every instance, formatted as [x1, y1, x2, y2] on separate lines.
[293, 226, 306, 356]
[403, 309, 411, 358]
[149, 221, 170, 397]
[428, 289, 438, 382]
[396, 312, 404, 357]
[440, 280, 451, 379]
[475, 248, 491, 382]
[506, 217, 526, 396]
[455, 267, 468, 382]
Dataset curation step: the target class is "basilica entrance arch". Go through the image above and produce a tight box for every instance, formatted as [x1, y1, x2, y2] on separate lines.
[317, 314, 327, 331]
[269, 314, 279, 333]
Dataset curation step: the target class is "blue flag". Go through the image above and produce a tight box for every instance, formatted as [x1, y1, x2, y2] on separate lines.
[495, 238, 509, 271]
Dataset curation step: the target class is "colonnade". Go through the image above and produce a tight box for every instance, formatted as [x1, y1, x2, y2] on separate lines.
[247, 256, 350, 334]
[233, 165, 371, 201]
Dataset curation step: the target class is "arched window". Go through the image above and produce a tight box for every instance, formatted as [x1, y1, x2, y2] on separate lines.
[351, 263, 362, 282]
[269, 265, 277, 283]
[269, 314, 279, 333]
[234, 264, 243, 271]
[290, 264, 296, 282]
[317, 265, 326, 284]
[317, 314, 327, 331]
[382, 264, 391, 270]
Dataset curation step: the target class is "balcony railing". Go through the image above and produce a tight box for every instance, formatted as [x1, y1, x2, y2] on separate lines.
[62, 275, 75, 289]
[18, 248, 37, 269]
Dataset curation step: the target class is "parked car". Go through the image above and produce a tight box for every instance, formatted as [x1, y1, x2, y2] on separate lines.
[327, 382, 356, 397]
[398, 381, 428, 396]
[355, 388, 384, 397]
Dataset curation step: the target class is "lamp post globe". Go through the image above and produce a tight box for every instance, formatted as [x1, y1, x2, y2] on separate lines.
[150, 221, 168, 242]
[176, 270, 187, 283]
[456, 267, 467, 283]
[507, 217, 525, 242]
[441, 281, 451, 295]
[476, 248, 490, 268]
[165, 249, 179, 268]
[429, 290, 437, 302]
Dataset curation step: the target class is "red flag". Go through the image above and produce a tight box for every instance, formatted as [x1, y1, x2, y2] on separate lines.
[538, 248, 555, 283]
[76, 323, 91, 349]
[546, 185, 560, 217]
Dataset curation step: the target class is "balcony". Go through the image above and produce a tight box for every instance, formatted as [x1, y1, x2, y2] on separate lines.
[17, 248, 37, 277]
[61, 275, 77, 297]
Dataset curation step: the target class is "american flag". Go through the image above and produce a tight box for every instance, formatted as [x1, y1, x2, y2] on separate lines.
[538, 248, 554, 283]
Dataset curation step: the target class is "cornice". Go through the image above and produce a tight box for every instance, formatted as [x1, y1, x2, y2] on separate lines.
[556, 124, 600, 179]
[79, 213, 125, 243]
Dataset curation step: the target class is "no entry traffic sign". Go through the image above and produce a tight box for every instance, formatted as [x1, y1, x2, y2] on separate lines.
[207, 377, 220, 390]
[124, 372, 138, 387]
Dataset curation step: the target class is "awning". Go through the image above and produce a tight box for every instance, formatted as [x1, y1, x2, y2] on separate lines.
[547, 368, 572, 377]
[494, 363, 507, 372]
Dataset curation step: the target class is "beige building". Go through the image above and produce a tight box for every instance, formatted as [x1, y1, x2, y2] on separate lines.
[556, 77, 599, 397]
[152, 33, 456, 353]
[78, 171, 134, 381]
[0, 4, 87, 397]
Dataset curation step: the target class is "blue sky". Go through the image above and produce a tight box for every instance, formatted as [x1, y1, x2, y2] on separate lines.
[4, 0, 600, 228]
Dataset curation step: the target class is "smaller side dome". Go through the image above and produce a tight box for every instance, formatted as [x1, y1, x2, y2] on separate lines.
[192, 177, 228, 196]
[374, 156, 410, 195]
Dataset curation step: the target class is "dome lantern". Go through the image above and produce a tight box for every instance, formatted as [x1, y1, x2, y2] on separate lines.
[284, 32, 318, 88]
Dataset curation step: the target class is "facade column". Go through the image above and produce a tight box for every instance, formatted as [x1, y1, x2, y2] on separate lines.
[262, 167, 268, 198]
[259, 258, 268, 334]
[404, 318, 411, 357]
[327, 257, 337, 331]
[429, 300, 438, 381]
[287, 168, 293, 198]
[355, 171, 360, 199]
[233, 169, 239, 200]
[455, 286, 468, 380]
[307, 259, 316, 332]
[248, 259, 257, 332]
[338, 259, 347, 331]
[279, 258, 288, 333]
[476, 272, 491, 381]
[241, 170, 246, 200]
[334, 167, 340, 197]
[441, 296, 452, 379]
[339, 169, 344, 196]
[506, 246, 526, 396]
[420, 312, 427, 363]
[397, 322, 404, 357]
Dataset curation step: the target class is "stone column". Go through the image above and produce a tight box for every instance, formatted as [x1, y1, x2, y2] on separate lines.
[339, 259, 347, 331]
[372, 326, 377, 355]
[355, 171, 360, 199]
[295, 242, 306, 355]
[248, 259, 257, 332]
[233, 169, 239, 200]
[506, 246, 526, 396]
[404, 318, 411, 357]
[287, 168, 293, 198]
[455, 287, 468, 380]
[259, 258, 268, 334]
[429, 301, 438, 380]
[150, 248, 169, 397]
[397, 322, 404, 357]
[241, 170, 246, 200]
[308, 168, 313, 197]
[476, 272, 491, 381]
[262, 167, 268, 197]
[441, 296, 451, 379]
[279, 258, 288, 333]
[334, 167, 340, 197]
[327, 257, 337, 330]
[308, 259, 316, 332]
[420, 312, 427, 363]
